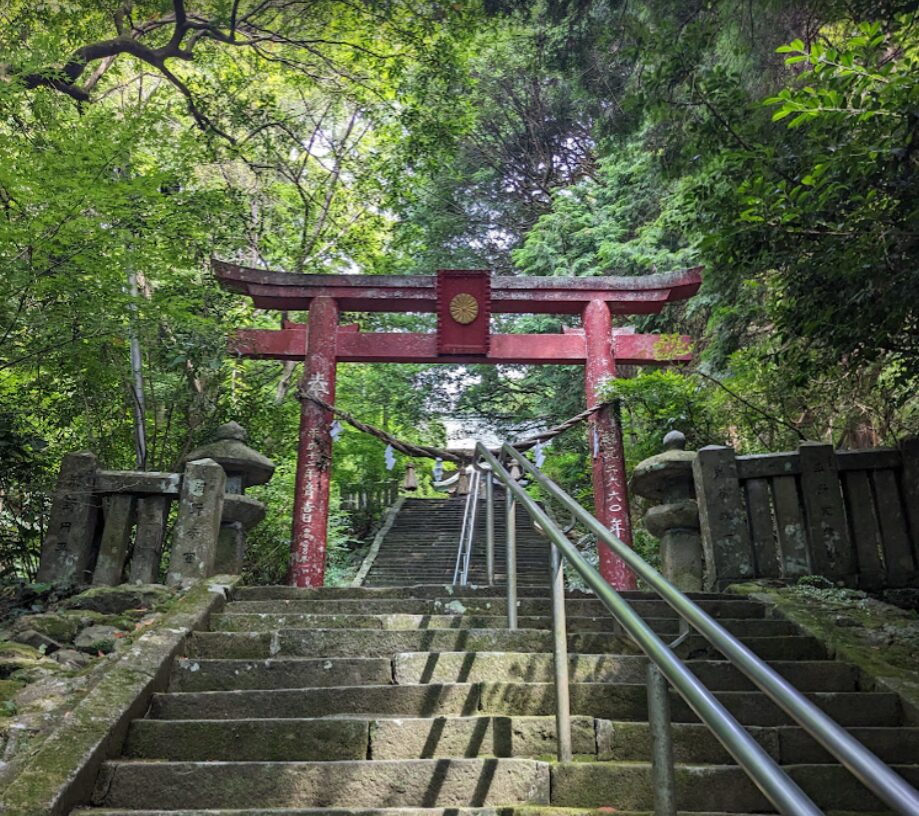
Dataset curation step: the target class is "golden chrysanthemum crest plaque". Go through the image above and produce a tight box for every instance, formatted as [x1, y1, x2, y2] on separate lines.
[449, 292, 479, 325]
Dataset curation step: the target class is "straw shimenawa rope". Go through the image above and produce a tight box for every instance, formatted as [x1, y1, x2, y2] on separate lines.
[297, 388, 614, 465]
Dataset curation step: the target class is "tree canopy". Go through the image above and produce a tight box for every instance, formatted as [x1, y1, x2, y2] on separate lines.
[1, 0, 917, 582]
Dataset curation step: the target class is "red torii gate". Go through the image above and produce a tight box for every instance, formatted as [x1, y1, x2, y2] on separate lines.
[215, 261, 702, 589]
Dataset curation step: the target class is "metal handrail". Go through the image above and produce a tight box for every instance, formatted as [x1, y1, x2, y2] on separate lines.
[476, 441, 919, 816]
[461, 470, 481, 584]
[452, 469, 481, 586]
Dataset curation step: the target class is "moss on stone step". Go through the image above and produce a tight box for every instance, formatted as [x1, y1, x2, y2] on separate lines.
[728, 579, 919, 721]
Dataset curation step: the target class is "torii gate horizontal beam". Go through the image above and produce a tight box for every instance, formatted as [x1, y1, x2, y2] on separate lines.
[231, 324, 693, 366]
[214, 260, 702, 315]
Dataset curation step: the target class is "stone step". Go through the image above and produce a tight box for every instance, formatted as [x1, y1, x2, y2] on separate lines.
[171, 654, 856, 693]
[368, 530, 546, 538]
[371, 539, 542, 546]
[88, 756, 919, 812]
[596, 720, 919, 765]
[124, 717, 372, 761]
[91, 758, 551, 810]
[389, 653, 857, 691]
[368, 536, 527, 542]
[171, 656, 394, 691]
[368, 553, 545, 560]
[121, 715, 919, 764]
[210, 612, 797, 637]
[368, 545, 545, 553]
[185, 628, 632, 659]
[77, 811, 532, 816]
[550, 761, 919, 812]
[223, 597, 768, 619]
[230, 585, 740, 602]
[364, 579, 552, 588]
[185, 628, 825, 662]
[364, 571, 546, 578]
[363, 576, 550, 585]
[367, 562, 546, 569]
[377, 534, 485, 539]
[123, 715, 597, 762]
[149, 683, 901, 727]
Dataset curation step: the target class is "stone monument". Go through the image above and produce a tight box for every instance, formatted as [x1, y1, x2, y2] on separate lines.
[630, 430, 703, 591]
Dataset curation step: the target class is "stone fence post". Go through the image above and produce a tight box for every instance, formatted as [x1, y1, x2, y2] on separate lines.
[182, 422, 275, 574]
[37, 451, 99, 586]
[693, 445, 755, 590]
[166, 458, 226, 588]
[630, 431, 703, 591]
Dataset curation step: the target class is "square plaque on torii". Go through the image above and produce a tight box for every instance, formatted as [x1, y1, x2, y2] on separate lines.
[436, 270, 491, 356]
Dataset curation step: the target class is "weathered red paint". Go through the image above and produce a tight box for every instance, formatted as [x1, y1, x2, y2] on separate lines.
[231, 326, 693, 367]
[290, 296, 339, 588]
[214, 260, 702, 315]
[584, 299, 638, 591]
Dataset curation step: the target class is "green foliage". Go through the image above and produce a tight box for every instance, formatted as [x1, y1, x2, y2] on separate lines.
[741, 18, 919, 378]
[513, 140, 696, 278]
[0, 1, 481, 580]
[3, 0, 919, 586]
[597, 370, 718, 468]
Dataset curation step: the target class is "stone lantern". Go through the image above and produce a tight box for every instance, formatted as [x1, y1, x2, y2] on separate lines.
[630, 430, 702, 591]
[184, 422, 276, 573]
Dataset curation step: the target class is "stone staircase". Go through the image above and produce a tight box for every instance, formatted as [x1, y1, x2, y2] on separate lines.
[363, 496, 551, 587]
[73, 583, 919, 815]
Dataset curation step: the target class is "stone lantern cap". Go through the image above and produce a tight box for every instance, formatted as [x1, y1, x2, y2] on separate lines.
[630, 437, 697, 503]
[184, 422, 276, 488]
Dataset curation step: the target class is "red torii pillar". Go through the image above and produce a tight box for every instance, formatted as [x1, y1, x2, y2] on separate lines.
[584, 300, 635, 589]
[214, 261, 701, 588]
[291, 296, 338, 586]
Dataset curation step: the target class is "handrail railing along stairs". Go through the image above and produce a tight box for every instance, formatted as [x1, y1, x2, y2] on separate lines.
[451, 441, 919, 816]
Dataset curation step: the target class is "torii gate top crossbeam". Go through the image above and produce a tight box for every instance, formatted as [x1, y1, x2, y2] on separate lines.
[214, 261, 702, 315]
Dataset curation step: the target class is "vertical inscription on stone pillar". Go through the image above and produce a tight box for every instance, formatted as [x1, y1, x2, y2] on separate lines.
[291, 296, 339, 587]
[37, 451, 99, 585]
[693, 446, 754, 590]
[166, 458, 226, 587]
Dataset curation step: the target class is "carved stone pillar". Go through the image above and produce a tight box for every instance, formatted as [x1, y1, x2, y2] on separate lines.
[183, 421, 276, 575]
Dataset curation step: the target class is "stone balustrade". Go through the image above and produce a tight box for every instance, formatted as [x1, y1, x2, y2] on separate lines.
[37, 423, 274, 588]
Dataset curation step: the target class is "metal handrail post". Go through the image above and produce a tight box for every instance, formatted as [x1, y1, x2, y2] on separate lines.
[647, 662, 677, 816]
[505, 486, 518, 629]
[550, 541, 572, 761]
[461, 471, 481, 585]
[452, 469, 474, 585]
[485, 470, 495, 586]
[501, 443, 919, 816]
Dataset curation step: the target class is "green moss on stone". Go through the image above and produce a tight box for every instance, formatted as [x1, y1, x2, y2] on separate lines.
[59, 609, 136, 630]
[13, 613, 80, 643]
[0, 678, 24, 710]
[61, 583, 174, 615]
[728, 580, 919, 716]
[0, 641, 44, 661]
